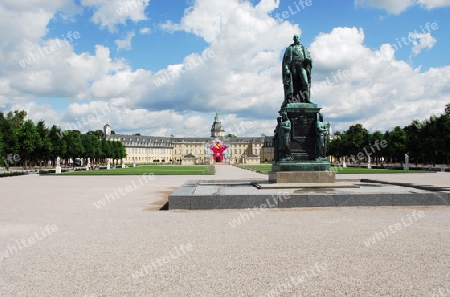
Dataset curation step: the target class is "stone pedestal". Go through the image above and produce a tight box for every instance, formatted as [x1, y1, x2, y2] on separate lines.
[271, 102, 333, 183]
[283, 102, 321, 161]
[273, 159, 331, 172]
[269, 171, 335, 183]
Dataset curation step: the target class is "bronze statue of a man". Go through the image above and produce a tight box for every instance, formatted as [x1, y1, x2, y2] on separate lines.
[273, 116, 282, 161]
[282, 34, 312, 103]
[316, 113, 328, 159]
[280, 112, 292, 161]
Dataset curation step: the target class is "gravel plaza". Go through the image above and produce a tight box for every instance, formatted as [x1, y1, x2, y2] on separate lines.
[0, 166, 449, 296]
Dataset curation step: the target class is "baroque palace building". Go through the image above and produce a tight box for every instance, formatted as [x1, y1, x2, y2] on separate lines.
[104, 113, 273, 164]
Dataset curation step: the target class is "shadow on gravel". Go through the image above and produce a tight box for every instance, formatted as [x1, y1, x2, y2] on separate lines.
[362, 179, 450, 192]
[159, 202, 169, 211]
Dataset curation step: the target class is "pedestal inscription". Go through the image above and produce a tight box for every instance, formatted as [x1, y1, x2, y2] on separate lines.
[291, 112, 316, 161]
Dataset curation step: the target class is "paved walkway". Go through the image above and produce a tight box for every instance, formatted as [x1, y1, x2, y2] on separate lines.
[211, 164, 267, 180]
[337, 171, 450, 188]
[0, 166, 449, 296]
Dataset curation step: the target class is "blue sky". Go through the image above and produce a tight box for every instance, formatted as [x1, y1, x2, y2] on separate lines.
[1, 0, 450, 137]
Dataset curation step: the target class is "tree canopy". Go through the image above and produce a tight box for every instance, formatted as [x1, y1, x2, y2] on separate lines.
[328, 112, 450, 165]
[0, 110, 126, 168]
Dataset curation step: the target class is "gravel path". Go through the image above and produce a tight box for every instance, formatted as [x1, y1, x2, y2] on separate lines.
[337, 171, 450, 188]
[0, 167, 449, 296]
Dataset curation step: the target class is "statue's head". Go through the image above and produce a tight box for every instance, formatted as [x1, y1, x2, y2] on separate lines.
[293, 34, 300, 44]
[281, 111, 288, 120]
[318, 113, 324, 122]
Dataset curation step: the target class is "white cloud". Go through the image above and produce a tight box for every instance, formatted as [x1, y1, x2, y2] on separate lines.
[10, 102, 59, 125]
[409, 32, 437, 55]
[355, 0, 450, 14]
[139, 27, 151, 34]
[14, 98, 276, 137]
[160, 0, 279, 43]
[0, 1, 76, 45]
[1, 0, 450, 138]
[89, 68, 149, 100]
[80, 0, 149, 32]
[0, 0, 128, 106]
[1, 0, 297, 136]
[418, 0, 450, 9]
[6, 41, 128, 100]
[309, 27, 368, 70]
[115, 31, 136, 51]
[307, 27, 449, 132]
[355, 0, 416, 14]
[152, 0, 300, 118]
[67, 0, 450, 134]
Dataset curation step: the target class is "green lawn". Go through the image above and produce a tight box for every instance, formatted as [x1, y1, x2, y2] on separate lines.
[237, 164, 427, 174]
[62, 165, 214, 175]
[237, 164, 272, 174]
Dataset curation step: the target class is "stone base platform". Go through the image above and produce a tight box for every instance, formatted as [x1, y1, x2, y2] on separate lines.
[272, 160, 331, 172]
[269, 171, 335, 183]
[259, 182, 358, 189]
[168, 179, 450, 210]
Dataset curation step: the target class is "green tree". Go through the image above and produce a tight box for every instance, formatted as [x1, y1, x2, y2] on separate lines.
[111, 141, 126, 164]
[385, 126, 407, 163]
[63, 130, 84, 167]
[345, 124, 369, 157]
[119, 142, 126, 160]
[101, 138, 112, 161]
[81, 133, 102, 162]
[92, 129, 104, 139]
[110, 141, 120, 165]
[106, 140, 127, 166]
[419, 116, 439, 164]
[6, 110, 27, 131]
[36, 120, 52, 167]
[329, 124, 369, 162]
[0, 112, 19, 157]
[49, 125, 67, 166]
[328, 127, 387, 164]
[369, 130, 384, 164]
[328, 134, 345, 159]
[442, 114, 450, 164]
[328, 107, 450, 166]
[404, 120, 423, 165]
[434, 114, 450, 164]
[0, 131, 4, 165]
[17, 120, 41, 169]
